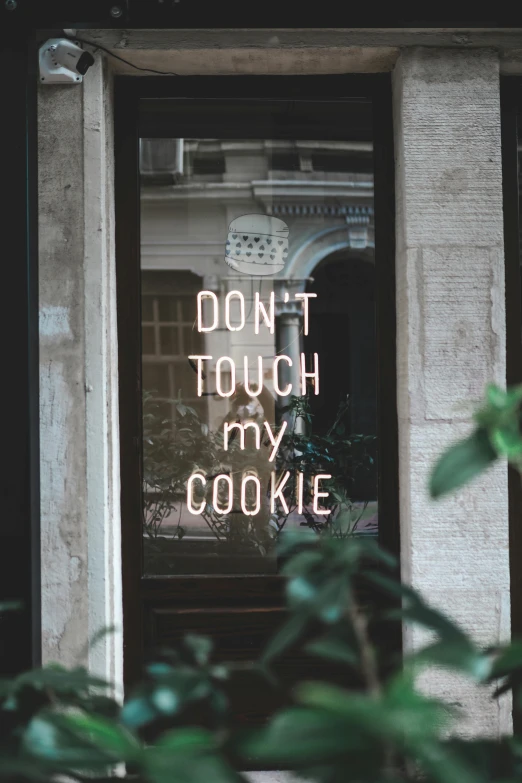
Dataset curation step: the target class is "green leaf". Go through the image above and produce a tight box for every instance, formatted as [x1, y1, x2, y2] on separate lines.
[122, 659, 224, 729]
[0, 753, 57, 781]
[480, 383, 522, 419]
[146, 662, 173, 677]
[489, 641, 522, 680]
[144, 752, 242, 783]
[430, 428, 496, 499]
[210, 664, 229, 681]
[305, 634, 358, 666]
[22, 716, 61, 760]
[260, 611, 309, 665]
[151, 685, 179, 715]
[491, 426, 522, 459]
[486, 384, 511, 410]
[143, 729, 243, 783]
[53, 711, 140, 760]
[370, 573, 471, 643]
[281, 550, 323, 578]
[22, 713, 122, 768]
[184, 634, 213, 665]
[276, 531, 315, 558]
[412, 640, 491, 680]
[121, 695, 159, 728]
[10, 665, 109, 696]
[286, 575, 317, 606]
[369, 573, 490, 679]
[296, 678, 451, 743]
[350, 536, 396, 569]
[295, 681, 375, 717]
[239, 707, 372, 765]
[410, 743, 473, 783]
[155, 727, 214, 752]
[400, 597, 468, 643]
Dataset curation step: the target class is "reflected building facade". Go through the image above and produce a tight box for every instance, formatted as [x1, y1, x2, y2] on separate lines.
[139, 137, 378, 568]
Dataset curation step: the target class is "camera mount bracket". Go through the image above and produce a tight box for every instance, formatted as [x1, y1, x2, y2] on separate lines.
[39, 38, 94, 84]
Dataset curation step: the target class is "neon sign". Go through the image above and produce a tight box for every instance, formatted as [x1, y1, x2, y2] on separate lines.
[185, 288, 331, 517]
[196, 289, 316, 335]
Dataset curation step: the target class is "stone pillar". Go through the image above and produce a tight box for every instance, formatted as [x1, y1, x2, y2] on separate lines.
[393, 48, 510, 736]
[275, 281, 304, 433]
[38, 59, 123, 695]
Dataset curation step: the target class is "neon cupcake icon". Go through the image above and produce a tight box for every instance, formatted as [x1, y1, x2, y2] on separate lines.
[225, 214, 289, 276]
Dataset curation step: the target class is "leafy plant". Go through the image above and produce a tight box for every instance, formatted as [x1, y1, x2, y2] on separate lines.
[430, 383, 522, 498]
[4, 534, 522, 782]
[6, 383, 522, 781]
[274, 394, 377, 538]
[143, 387, 376, 570]
[142, 390, 220, 541]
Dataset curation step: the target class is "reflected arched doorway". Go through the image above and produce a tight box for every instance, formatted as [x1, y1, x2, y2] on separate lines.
[304, 252, 377, 502]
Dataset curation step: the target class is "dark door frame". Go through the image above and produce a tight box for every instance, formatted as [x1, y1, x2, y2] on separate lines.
[115, 74, 400, 690]
[7, 3, 522, 28]
[0, 13, 41, 673]
[500, 75, 522, 732]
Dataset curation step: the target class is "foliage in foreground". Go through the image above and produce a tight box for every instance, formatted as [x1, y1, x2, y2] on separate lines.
[2, 382, 522, 782]
[430, 383, 522, 498]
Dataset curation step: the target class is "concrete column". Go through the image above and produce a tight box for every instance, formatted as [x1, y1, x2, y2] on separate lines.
[275, 281, 304, 432]
[277, 314, 302, 391]
[38, 59, 122, 695]
[393, 48, 510, 736]
[276, 312, 303, 431]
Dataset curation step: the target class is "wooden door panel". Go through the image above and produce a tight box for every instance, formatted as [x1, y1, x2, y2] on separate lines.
[146, 605, 285, 661]
[142, 600, 367, 728]
[141, 575, 284, 606]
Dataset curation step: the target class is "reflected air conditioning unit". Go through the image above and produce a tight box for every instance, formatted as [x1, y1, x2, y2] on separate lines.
[139, 139, 184, 183]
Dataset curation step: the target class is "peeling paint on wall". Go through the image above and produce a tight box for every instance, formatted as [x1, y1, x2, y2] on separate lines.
[40, 358, 87, 664]
[39, 306, 72, 340]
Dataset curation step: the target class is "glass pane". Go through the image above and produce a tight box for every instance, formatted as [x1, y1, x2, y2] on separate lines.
[140, 108, 377, 576]
[142, 326, 156, 356]
[172, 361, 198, 400]
[182, 325, 197, 355]
[159, 326, 180, 356]
[181, 296, 197, 322]
[158, 296, 181, 322]
[142, 296, 154, 321]
[142, 363, 170, 398]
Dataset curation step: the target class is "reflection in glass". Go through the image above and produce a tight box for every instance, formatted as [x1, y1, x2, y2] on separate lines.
[140, 136, 377, 575]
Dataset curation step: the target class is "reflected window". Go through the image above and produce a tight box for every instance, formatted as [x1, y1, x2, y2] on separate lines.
[140, 129, 378, 576]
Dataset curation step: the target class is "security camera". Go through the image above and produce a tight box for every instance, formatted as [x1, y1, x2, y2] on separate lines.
[39, 38, 95, 84]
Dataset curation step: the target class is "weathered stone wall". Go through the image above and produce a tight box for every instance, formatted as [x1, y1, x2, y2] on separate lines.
[38, 58, 122, 692]
[39, 76, 88, 667]
[393, 48, 511, 736]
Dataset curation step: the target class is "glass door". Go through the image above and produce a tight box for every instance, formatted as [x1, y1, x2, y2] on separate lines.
[116, 77, 398, 725]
